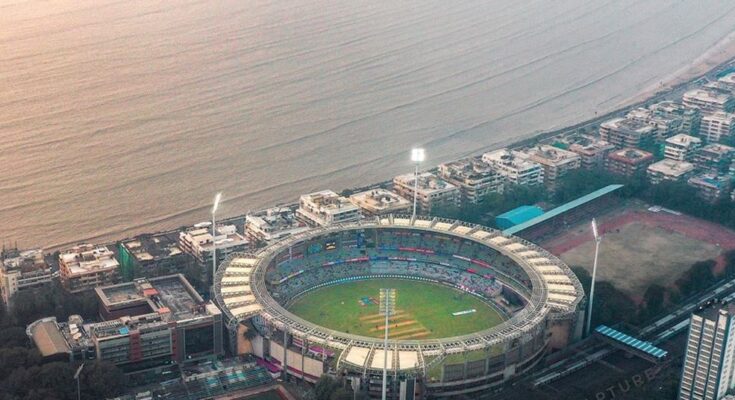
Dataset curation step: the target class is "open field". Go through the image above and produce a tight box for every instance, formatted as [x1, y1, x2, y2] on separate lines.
[287, 278, 504, 339]
[542, 203, 735, 297]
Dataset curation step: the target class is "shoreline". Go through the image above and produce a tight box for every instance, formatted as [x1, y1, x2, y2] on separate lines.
[43, 51, 735, 253]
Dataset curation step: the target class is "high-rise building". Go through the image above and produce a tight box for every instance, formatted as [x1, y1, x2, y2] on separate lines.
[178, 223, 249, 265]
[665, 134, 702, 161]
[118, 232, 194, 281]
[437, 157, 504, 203]
[392, 172, 460, 214]
[296, 190, 361, 227]
[245, 207, 310, 244]
[481, 149, 544, 187]
[0, 248, 54, 307]
[566, 136, 615, 170]
[694, 143, 735, 172]
[349, 188, 411, 216]
[521, 145, 582, 189]
[59, 244, 120, 293]
[647, 159, 695, 185]
[700, 112, 735, 144]
[599, 117, 656, 148]
[605, 148, 655, 177]
[682, 88, 735, 113]
[679, 303, 735, 400]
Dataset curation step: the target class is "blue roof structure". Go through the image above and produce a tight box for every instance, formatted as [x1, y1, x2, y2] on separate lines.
[502, 184, 623, 235]
[495, 205, 544, 230]
[595, 325, 668, 360]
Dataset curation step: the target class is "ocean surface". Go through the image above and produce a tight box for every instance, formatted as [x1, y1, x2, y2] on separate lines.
[2, 0, 735, 249]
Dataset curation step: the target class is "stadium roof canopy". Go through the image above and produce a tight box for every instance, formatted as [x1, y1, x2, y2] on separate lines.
[502, 184, 623, 236]
[495, 205, 544, 230]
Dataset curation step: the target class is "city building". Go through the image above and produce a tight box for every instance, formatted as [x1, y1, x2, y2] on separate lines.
[59, 244, 120, 294]
[245, 207, 310, 244]
[296, 190, 361, 227]
[482, 149, 544, 187]
[599, 117, 656, 148]
[566, 136, 615, 169]
[178, 223, 249, 265]
[437, 157, 504, 203]
[718, 72, 735, 91]
[605, 148, 655, 177]
[27, 274, 223, 370]
[0, 248, 54, 306]
[392, 172, 460, 214]
[688, 173, 733, 203]
[682, 88, 735, 113]
[349, 188, 411, 216]
[693, 143, 735, 172]
[521, 145, 582, 189]
[664, 134, 702, 161]
[699, 112, 735, 143]
[649, 101, 701, 135]
[118, 232, 194, 281]
[626, 107, 683, 141]
[647, 159, 695, 185]
[678, 302, 735, 400]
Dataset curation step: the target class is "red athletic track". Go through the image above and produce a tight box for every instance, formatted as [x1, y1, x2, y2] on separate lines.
[542, 209, 735, 275]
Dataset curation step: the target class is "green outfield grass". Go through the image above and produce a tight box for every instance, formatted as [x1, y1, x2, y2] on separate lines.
[287, 278, 505, 339]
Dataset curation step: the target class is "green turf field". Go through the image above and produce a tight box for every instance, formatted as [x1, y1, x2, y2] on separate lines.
[287, 278, 505, 339]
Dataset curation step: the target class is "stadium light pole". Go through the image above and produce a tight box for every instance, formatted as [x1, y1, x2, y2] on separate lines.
[73, 363, 84, 400]
[586, 218, 602, 337]
[212, 192, 222, 289]
[410, 148, 425, 219]
[380, 288, 396, 400]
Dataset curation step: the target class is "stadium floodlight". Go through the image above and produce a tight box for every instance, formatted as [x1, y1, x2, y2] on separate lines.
[410, 148, 425, 219]
[212, 192, 222, 292]
[212, 192, 222, 215]
[74, 363, 84, 400]
[586, 218, 603, 337]
[379, 288, 396, 400]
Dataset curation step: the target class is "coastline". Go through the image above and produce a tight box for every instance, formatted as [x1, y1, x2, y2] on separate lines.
[44, 50, 735, 253]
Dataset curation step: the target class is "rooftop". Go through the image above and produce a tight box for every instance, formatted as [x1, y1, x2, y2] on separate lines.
[96, 274, 215, 321]
[566, 135, 614, 155]
[700, 143, 735, 156]
[180, 223, 248, 252]
[665, 133, 701, 147]
[349, 189, 410, 211]
[59, 244, 119, 275]
[122, 232, 182, 262]
[607, 148, 654, 163]
[719, 72, 735, 86]
[394, 172, 458, 193]
[523, 144, 580, 164]
[683, 88, 732, 105]
[600, 117, 655, 134]
[438, 157, 499, 180]
[701, 111, 735, 122]
[647, 159, 695, 176]
[1, 248, 49, 274]
[300, 190, 358, 211]
[688, 173, 731, 189]
[482, 149, 541, 171]
[245, 207, 309, 239]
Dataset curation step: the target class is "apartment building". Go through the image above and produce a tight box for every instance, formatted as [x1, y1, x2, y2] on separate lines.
[59, 244, 120, 293]
[664, 134, 702, 161]
[349, 188, 411, 216]
[481, 149, 544, 187]
[245, 207, 310, 244]
[296, 190, 361, 227]
[647, 159, 695, 185]
[392, 172, 460, 214]
[0, 248, 54, 306]
[605, 148, 655, 177]
[699, 112, 735, 143]
[437, 157, 504, 203]
[521, 145, 582, 189]
[599, 117, 656, 148]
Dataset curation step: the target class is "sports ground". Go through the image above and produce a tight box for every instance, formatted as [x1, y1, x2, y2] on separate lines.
[287, 278, 505, 339]
[540, 201, 735, 297]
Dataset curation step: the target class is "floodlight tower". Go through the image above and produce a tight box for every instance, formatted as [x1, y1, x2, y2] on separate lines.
[74, 363, 84, 400]
[585, 218, 602, 337]
[379, 288, 396, 400]
[410, 148, 425, 219]
[211, 192, 222, 288]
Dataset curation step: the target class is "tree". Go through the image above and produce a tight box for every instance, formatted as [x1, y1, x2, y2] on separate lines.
[313, 375, 341, 400]
[639, 284, 667, 323]
[80, 362, 128, 400]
